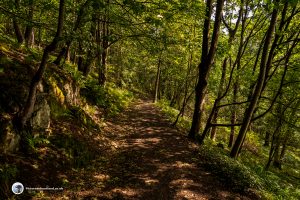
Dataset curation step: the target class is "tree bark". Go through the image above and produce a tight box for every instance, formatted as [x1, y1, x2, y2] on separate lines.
[210, 58, 227, 140]
[53, 0, 92, 66]
[264, 131, 270, 146]
[229, 77, 238, 148]
[99, 0, 110, 86]
[24, 0, 34, 47]
[19, 0, 65, 128]
[13, 0, 24, 44]
[153, 55, 162, 103]
[230, 1, 279, 158]
[189, 0, 224, 139]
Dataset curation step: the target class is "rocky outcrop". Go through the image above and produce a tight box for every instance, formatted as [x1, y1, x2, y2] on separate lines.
[48, 74, 80, 107]
[63, 81, 80, 106]
[30, 93, 51, 132]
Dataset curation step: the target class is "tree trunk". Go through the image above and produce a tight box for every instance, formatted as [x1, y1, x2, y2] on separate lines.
[53, 41, 71, 66]
[18, 0, 65, 128]
[13, 0, 24, 44]
[154, 55, 162, 103]
[53, 0, 92, 66]
[264, 131, 270, 146]
[210, 58, 227, 140]
[189, 0, 224, 139]
[230, 3, 279, 158]
[229, 79, 238, 148]
[210, 0, 243, 141]
[25, 0, 34, 47]
[273, 142, 282, 169]
[99, 0, 110, 86]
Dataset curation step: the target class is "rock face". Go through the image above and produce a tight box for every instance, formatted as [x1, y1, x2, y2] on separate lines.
[0, 116, 20, 153]
[48, 75, 80, 106]
[63, 81, 80, 106]
[30, 93, 51, 132]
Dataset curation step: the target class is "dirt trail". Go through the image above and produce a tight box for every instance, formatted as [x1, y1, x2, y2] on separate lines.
[64, 100, 253, 199]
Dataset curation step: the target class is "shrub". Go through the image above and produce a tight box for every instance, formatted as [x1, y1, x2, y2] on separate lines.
[81, 79, 133, 117]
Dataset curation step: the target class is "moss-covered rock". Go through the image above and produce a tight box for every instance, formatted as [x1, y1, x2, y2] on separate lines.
[30, 93, 51, 134]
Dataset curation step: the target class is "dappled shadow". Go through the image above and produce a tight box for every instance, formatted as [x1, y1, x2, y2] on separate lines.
[58, 100, 254, 199]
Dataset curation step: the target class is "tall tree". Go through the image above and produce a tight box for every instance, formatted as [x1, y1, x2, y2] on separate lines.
[230, 0, 280, 158]
[18, 0, 65, 128]
[189, 0, 225, 139]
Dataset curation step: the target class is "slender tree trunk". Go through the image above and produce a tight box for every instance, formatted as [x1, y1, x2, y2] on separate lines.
[154, 55, 162, 103]
[19, 0, 65, 128]
[54, 41, 71, 65]
[116, 42, 123, 87]
[276, 140, 287, 169]
[273, 142, 282, 169]
[210, 58, 227, 140]
[264, 131, 270, 146]
[229, 78, 238, 148]
[54, 0, 91, 66]
[265, 122, 281, 170]
[173, 51, 194, 126]
[77, 42, 84, 72]
[99, 0, 110, 86]
[189, 0, 224, 139]
[38, 23, 41, 48]
[230, 3, 279, 158]
[13, 0, 24, 44]
[172, 92, 193, 126]
[210, 0, 243, 141]
[25, 0, 34, 47]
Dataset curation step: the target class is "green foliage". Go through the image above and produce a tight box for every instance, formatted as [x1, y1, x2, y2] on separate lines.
[82, 79, 133, 117]
[63, 62, 85, 87]
[241, 150, 300, 200]
[69, 106, 99, 129]
[50, 134, 95, 169]
[49, 96, 100, 129]
[156, 99, 191, 129]
[198, 142, 264, 192]
[25, 134, 50, 152]
[48, 97, 70, 119]
[0, 0, 299, 198]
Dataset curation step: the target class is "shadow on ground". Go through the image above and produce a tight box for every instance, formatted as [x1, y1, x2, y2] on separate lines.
[55, 100, 254, 200]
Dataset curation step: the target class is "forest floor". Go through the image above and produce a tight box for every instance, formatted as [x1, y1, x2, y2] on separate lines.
[49, 99, 256, 200]
[1, 98, 259, 199]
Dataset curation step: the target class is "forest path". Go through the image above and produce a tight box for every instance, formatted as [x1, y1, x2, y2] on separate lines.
[73, 99, 252, 199]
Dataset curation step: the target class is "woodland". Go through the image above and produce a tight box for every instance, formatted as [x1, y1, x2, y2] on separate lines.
[0, 0, 299, 199]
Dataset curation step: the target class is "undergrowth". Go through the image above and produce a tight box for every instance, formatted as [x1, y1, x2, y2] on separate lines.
[156, 99, 191, 129]
[0, 164, 18, 198]
[156, 101, 300, 200]
[81, 79, 133, 117]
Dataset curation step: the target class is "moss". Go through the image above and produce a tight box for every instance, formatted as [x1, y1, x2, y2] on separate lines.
[48, 76, 65, 104]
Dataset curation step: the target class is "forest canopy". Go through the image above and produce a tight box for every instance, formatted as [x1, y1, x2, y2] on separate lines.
[0, 0, 300, 199]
